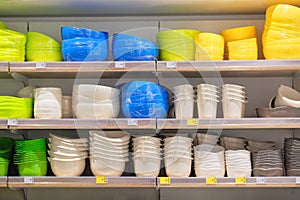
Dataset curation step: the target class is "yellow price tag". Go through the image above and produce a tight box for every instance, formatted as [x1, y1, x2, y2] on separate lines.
[187, 118, 198, 126]
[235, 177, 246, 184]
[160, 177, 171, 184]
[206, 177, 217, 184]
[96, 176, 107, 184]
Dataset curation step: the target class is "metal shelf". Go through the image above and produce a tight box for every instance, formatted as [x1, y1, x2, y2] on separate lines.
[157, 118, 300, 130]
[0, 120, 8, 129]
[157, 60, 300, 78]
[7, 118, 156, 130]
[9, 61, 156, 79]
[8, 176, 156, 188]
[157, 177, 300, 188]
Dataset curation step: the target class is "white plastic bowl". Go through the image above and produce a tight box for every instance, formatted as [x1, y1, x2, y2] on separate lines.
[174, 98, 194, 118]
[164, 136, 192, 143]
[133, 136, 161, 143]
[73, 103, 119, 118]
[48, 143, 88, 153]
[48, 157, 86, 176]
[90, 130, 130, 143]
[197, 98, 218, 118]
[73, 84, 120, 101]
[48, 150, 88, 159]
[90, 157, 126, 176]
[50, 133, 89, 143]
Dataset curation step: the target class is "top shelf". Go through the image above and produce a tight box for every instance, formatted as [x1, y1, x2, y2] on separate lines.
[0, 0, 299, 17]
[7, 60, 300, 78]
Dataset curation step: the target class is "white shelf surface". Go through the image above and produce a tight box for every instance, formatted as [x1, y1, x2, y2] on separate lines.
[157, 118, 300, 129]
[7, 118, 156, 129]
[8, 176, 156, 188]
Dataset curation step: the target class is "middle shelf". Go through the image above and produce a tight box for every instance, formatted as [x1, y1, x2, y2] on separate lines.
[2, 118, 300, 130]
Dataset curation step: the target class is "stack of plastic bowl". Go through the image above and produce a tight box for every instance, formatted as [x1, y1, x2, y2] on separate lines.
[112, 33, 158, 61]
[132, 136, 162, 177]
[222, 84, 247, 118]
[196, 84, 219, 118]
[194, 144, 225, 177]
[263, 4, 300, 59]
[164, 136, 193, 177]
[34, 87, 62, 119]
[72, 84, 120, 118]
[48, 133, 88, 176]
[220, 136, 246, 150]
[14, 138, 47, 176]
[0, 29, 26, 61]
[0, 96, 33, 118]
[157, 29, 200, 61]
[120, 81, 169, 118]
[173, 84, 194, 118]
[284, 137, 300, 176]
[195, 33, 224, 60]
[221, 26, 257, 60]
[26, 32, 62, 61]
[89, 130, 130, 176]
[274, 85, 300, 108]
[61, 26, 108, 61]
[225, 150, 252, 177]
[252, 149, 284, 176]
[0, 137, 14, 176]
[247, 140, 275, 152]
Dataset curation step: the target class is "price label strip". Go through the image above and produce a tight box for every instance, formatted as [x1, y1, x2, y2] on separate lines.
[115, 62, 125, 69]
[235, 177, 246, 184]
[206, 177, 217, 184]
[187, 118, 198, 126]
[256, 177, 266, 184]
[127, 119, 138, 126]
[24, 177, 34, 184]
[96, 176, 107, 184]
[160, 177, 171, 185]
[296, 177, 300, 184]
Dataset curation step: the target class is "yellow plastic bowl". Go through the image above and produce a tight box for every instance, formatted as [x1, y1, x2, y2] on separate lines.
[266, 4, 300, 25]
[26, 49, 63, 61]
[0, 55, 24, 62]
[0, 22, 7, 29]
[264, 44, 300, 59]
[195, 33, 224, 46]
[228, 38, 257, 51]
[159, 49, 195, 61]
[221, 26, 256, 43]
[195, 46, 224, 55]
[26, 32, 61, 49]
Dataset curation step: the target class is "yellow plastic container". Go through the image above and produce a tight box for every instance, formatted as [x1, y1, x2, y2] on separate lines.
[221, 26, 256, 43]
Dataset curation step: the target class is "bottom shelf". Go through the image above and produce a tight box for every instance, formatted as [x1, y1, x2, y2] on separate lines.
[5, 176, 300, 188]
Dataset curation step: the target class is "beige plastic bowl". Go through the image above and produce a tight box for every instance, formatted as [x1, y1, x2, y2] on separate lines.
[90, 157, 126, 176]
[48, 143, 88, 153]
[48, 157, 86, 176]
[275, 85, 300, 108]
[133, 156, 161, 177]
[164, 156, 192, 177]
[50, 133, 89, 143]
[48, 150, 88, 159]
[90, 130, 130, 142]
[73, 84, 120, 101]
[73, 103, 119, 118]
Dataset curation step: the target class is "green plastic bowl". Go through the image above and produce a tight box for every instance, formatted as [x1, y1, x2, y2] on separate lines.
[157, 29, 200, 39]
[0, 161, 9, 176]
[0, 97, 33, 118]
[17, 160, 47, 176]
[26, 49, 63, 61]
[26, 32, 61, 49]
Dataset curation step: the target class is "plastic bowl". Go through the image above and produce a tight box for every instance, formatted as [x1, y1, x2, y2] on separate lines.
[275, 85, 300, 108]
[89, 130, 130, 143]
[90, 157, 126, 176]
[49, 133, 88, 144]
[0, 21, 7, 29]
[17, 160, 47, 176]
[73, 102, 119, 118]
[26, 32, 61, 49]
[157, 29, 200, 39]
[0, 137, 14, 153]
[133, 156, 161, 177]
[48, 157, 86, 176]
[61, 26, 108, 40]
[0, 161, 9, 176]
[26, 49, 63, 61]
[221, 26, 256, 42]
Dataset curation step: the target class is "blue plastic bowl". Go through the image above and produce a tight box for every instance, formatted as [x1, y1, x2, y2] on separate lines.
[62, 38, 108, 49]
[120, 81, 169, 118]
[61, 26, 108, 40]
[112, 33, 158, 61]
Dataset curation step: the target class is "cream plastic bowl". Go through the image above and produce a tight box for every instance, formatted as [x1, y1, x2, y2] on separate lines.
[90, 130, 130, 143]
[133, 136, 161, 143]
[48, 143, 87, 153]
[73, 84, 120, 100]
[73, 103, 119, 118]
[48, 150, 88, 159]
[90, 157, 126, 176]
[90, 144, 128, 154]
[48, 157, 86, 176]
[49, 138, 89, 149]
[49, 133, 89, 143]
[164, 156, 192, 177]
[164, 136, 192, 143]
[274, 85, 300, 108]
[90, 137, 129, 148]
[133, 156, 161, 177]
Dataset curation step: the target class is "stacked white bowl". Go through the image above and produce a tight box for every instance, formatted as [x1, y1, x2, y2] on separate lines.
[164, 136, 193, 177]
[34, 87, 62, 119]
[225, 150, 252, 177]
[47, 133, 88, 176]
[72, 84, 120, 118]
[132, 136, 162, 177]
[194, 144, 225, 177]
[196, 84, 219, 118]
[89, 130, 130, 176]
[222, 84, 247, 118]
[173, 84, 194, 118]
